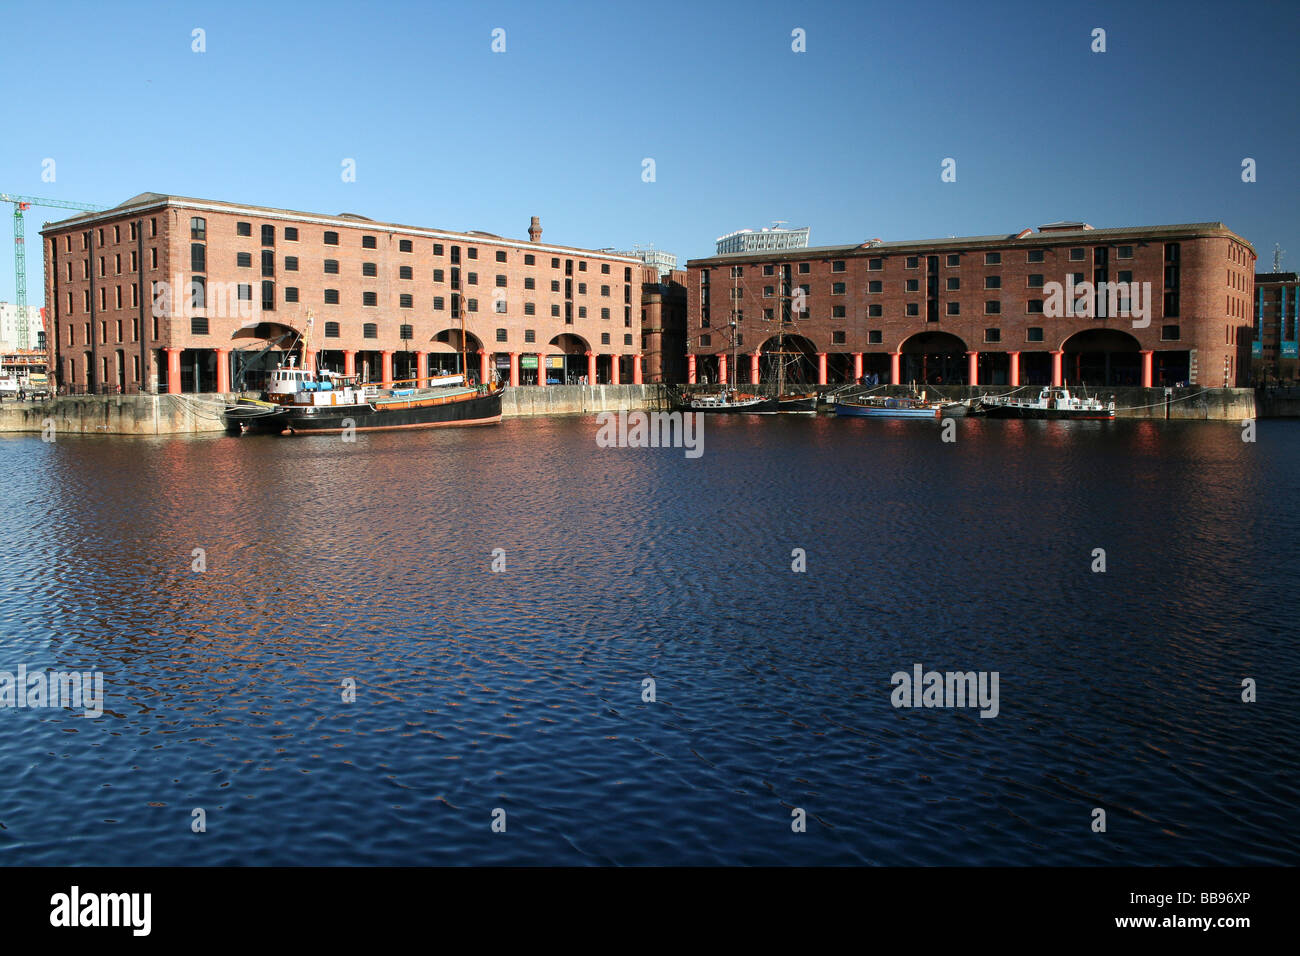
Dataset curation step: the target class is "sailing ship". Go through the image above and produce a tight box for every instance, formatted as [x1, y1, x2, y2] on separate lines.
[222, 314, 503, 434]
[975, 386, 1115, 420]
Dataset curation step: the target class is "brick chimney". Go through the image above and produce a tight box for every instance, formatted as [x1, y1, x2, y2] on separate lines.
[528, 216, 542, 242]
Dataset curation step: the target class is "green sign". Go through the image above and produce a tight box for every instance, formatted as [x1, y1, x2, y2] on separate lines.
[520, 356, 539, 369]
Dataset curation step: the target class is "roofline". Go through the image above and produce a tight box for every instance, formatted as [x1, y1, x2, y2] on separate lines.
[39, 194, 643, 264]
[687, 222, 1255, 267]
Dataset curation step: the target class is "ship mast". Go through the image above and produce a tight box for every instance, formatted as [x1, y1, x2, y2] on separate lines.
[777, 264, 787, 396]
[730, 266, 739, 390]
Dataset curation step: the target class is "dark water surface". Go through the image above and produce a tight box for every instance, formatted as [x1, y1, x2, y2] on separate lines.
[0, 415, 1295, 865]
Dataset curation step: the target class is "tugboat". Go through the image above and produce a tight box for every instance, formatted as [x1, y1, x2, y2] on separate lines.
[222, 314, 502, 434]
[223, 360, 503, 434]
[976, 386, 1115, 420]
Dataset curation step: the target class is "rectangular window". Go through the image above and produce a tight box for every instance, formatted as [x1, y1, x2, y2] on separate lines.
[1027, 326, 1044, 342]
[831, 330, 846, 344]
[986, 300, 1001, 314]
[400, 265, 413, 279]
[285, 256, 298, 272]
[868, 304, 882, 317]
[624, 333, 633, 346]
[324, 259, 339, 274]
[285, 287, 299, 302]
[867, 281, 882, 293]
[947, 277, 960, 291]
[906, 302, 920, 316]
[399, 324, 413, 340]
[237, 252, 252, 267]
[832, 305, 846, 318]
[325, 322, 340, 338]
[601, 263, 611, 274]
[400, 294, 413, 308]
[551, 304, 560, 317]
[468, 248, 478, 259]
[833, 282, 847, 294]
[1117, 245, 1134, 259]
[984, 252, 1001, 265]
[946, 302, 960, 315]
[433, 296, 445, 310]
[433, 243, 443, 255]
[468, 273, 478, 285]
[578, 282, 587, 295]
[190, 316, 209, 335]
[524, 277, 535, 290]
[868, 330, 883, 344]
[699, 334, 711, 347]
[525, 302, 536, 315]
[579, 306, 587, 318]
[906, 278, 919, 292]
[324, 289, 339, 304]
[906, 256, 919, 269]
[284, 227, 298, 241]
[601, 332, 610, 345]
[191, 244, 205, 272]
[601, 284, 610, 296]
[1028, 274, 1044, 288]
[399, 239, 412, 253]
[434, 269, 445, 282]
[363, 291, 377, 306]
[524, 329, 535, 343]
[191, 217, 206, 240]
[1027, 249, 1044, 263]
[261, 225, 275, 246]
[237, 222, 252, 237]
[363, 262, 378, 277]
[467, 298, 478, 312]
[262, 250, 274, 276]
[1069, 248, 1085, 261]
[984, 328, 1001, 343]
[262, 281, 275, 311]
[496, 328, 507, 342]
[832, 261, 846, 273]
[495, 250, 507, 262]
[1161, 324, 1181, 340]
[1027, 299, 1044, 313]
[525, 254, 535, 266]
[362, 235, 377, 249]
[496, 274, 507, 287]
[946, 254, 960, 267]
[798, 263, 810, 274]
[985, 276, 1001, 289]
[601, 307, 610, 319]
[363, 323, 377, 339]
[324, 231, 339, 245]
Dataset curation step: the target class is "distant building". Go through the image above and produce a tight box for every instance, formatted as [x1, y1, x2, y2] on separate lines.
[715, 225, 810, 256]
[1252, 273, 1299, 383]
[607, 246, 678, 278]
[0, 302, 44, 351]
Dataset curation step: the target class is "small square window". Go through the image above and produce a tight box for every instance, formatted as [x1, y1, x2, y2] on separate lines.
[236, 222, 251, 237]
[496, 250, 507, 262]
[868, 258, 883, 271]
[985, 252, 1001, 265]
[1161, 324, 1180, 340]
[1027, 326, 1044, 342]
[363, 291, 377, 306]
[798, 263, 810, 274]
[1069, 248, 1085, 261]
[985, 300, 1001, 314]
[496, 328, 508, 342]
[832, 261, 846, 273]
[868, 330, 883, 344]
[324, 231, 339, 245]
[363, 323, 377, 339]
[525, 254, 535, 265]
[906, 303, 919, 316]
[433, 243, 444, 255]
[905, 256, 919, 269]
[1027, 249, 1044, 263]
[1117, 245, 1134, 259]
[984, 328, 1001, 343]
[946, 301, 960, 315]
[831, 330, 846, 344]
[400, 294, 413, 308]
[362, 235, 377, 249]
[284, 227, 298, 241]
[947, 277, 960, 291]
[868, 304, 882, 317]
[324, 289, 339, 304]
[946, 254, 960, 267]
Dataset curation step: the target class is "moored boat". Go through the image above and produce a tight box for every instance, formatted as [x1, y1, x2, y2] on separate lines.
[833, 393, 962, 419]
[684, 388, 778, 413]
[976, 386, 1115, 420]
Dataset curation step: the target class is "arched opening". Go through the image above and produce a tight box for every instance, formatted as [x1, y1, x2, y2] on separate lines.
[429, 328, 485, 377]
[549, 333, 592, 385]
[1062, 328, 1141, 386]
[900, 331, 968, 385]
[759, 334, 819, 386]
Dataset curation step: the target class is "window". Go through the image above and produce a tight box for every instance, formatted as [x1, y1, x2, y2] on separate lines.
[496, 274, 507, 287]
[551, 280, 560, 292]
[324, 289, 339, 304]
[362, 235, 377, 249]
[150, 248, 157, 268]
[798, 263, 810, 274]
[551, 304, 560, 317]
[868, 330, 883, 344]
[495, 250, 507, 262]
[525, 254, 535, 265]
[324, 259, 339, 274]
[1069, 248, 1085, 261]
[985, 276, 1001, 289]
[1027, 326, 1044, 342]
[1028, 274, 1044, 288]
[601, 307, 610, 319]
[525, 302, 536, 315]
[363, 262, 378, 277]
[467, 272, 478, 285]
[399, 239, 412, 253]
[433, 296, 445, 310]
[868, 258, 883, 271]
[496, 328, 508, 342]
[868, 304, 882, 317]
[906, 303, 920, 316]
[523, 329, 535, 343]
[285, 287, 299, 303]
[1027, 249, 1044, 263]
[363, 291, 377, 306]
[763, 265, 775, 276]
[832, 305, 846, 318]
[262, 225, 275, 246]
[237, 252, 252, 267]
[191, 316, 209, 335]
[867, 281, 882, 293]
[363, 323, 377, 339]
[237, 222, 251, 237]
[285, 256, 298, 271]
[262, 250, 274, 276]
[946, 254, 960, 267]
[699, 334, 711, 347]
[600, 332, 610, 345]
[1027, 299, 1044, 313]
[325, 322, 340, 338]
[433, 243, 444, 255]
[324, 231, 339, 245]
[236, 282, 252, 302]
[1117, 245, 1133, 259]
[1118, 270, 1132, 284]
[467, 248, 478, 259]
[399, 324, 413, 340]
[400, 265, 413, 280]
[985, 252, 1001, 265]
[284, 227, 298, 241]
[832, 282, 846, 295]
[1161, 325, 1181, 340]
[947, 277, 960, 291]
[262, 281, 275, 311]
[578, 282, 587, 295]
[986, 300, 1001, 314]
[579, 306, 587, 318]
[524, 277, 535, 290]
[832, 261, 846, 273]
[905, 256, 919, 269]
[400, 294, 413, 308]
[984, 328, 1001, 343]
[551, 257, 560, 268]
[946, 302, 960, 315]
[467, 298, 478, 312]
[191, 243, 206, 272]
[601, 285, 610, 297]
[434, 269, 445, 282]
[191, 217, 206, 240]
[905, 278, 919, 292]
[578, 261, 586, 271]
[831, 330, 847, 344]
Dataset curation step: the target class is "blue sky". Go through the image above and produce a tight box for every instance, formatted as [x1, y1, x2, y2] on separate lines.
[3, 0, 1298, 306]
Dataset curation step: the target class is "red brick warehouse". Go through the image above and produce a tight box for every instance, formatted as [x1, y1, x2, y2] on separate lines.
[685, 221, 1257, 390]
[41, 193, 649, 394]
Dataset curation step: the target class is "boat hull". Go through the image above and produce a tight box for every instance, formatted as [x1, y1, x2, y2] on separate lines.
[981, 405, 1114, 420]
[225, 388, 503, 434]
[834, 402, 940, 419]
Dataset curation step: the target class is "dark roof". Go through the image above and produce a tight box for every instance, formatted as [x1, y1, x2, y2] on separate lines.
[1255, 272, 1298, 283]
[687, 222, 1252, 267]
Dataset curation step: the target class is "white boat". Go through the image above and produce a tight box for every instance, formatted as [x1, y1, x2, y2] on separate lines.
[977, 386, 1115, 420]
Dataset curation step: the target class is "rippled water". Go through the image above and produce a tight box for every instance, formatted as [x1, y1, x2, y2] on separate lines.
[0, 415, 1295, 865]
